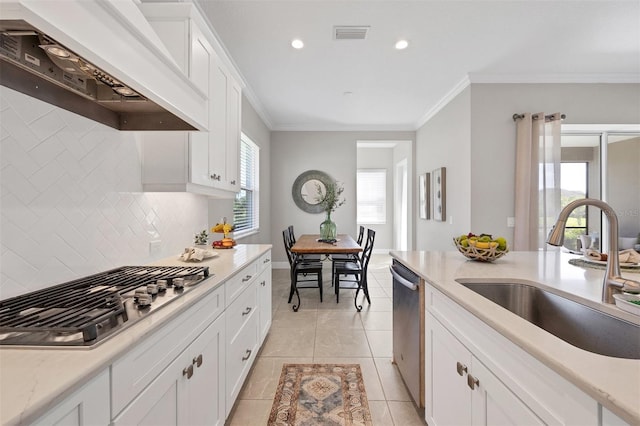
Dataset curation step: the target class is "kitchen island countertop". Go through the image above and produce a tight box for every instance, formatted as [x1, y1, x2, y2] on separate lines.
[389, 250, 640, 425]
[0, 244, 271, 426]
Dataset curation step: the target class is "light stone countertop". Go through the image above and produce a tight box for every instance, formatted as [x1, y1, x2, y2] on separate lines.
[0, 244, 271, 426]
[389, 250, 640, 425]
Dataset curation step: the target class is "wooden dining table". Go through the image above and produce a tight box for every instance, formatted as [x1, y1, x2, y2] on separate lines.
[288, 234, 363, 311]
[290, 234, 362, 256]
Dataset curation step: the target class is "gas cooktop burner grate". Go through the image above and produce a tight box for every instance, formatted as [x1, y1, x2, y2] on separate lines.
[0, 265, 209, 347]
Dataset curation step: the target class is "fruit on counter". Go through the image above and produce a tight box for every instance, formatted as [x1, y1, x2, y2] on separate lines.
[222, 237, 235, 247]
[455, 233, 508, 251]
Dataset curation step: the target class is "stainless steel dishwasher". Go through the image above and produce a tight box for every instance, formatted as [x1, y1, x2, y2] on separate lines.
[390, 259, 424, 408]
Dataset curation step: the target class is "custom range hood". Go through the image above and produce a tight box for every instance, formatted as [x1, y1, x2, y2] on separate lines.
[0, 1, 207, 131]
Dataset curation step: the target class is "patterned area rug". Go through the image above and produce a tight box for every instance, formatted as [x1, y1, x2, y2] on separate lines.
[268, 364, 373, 426]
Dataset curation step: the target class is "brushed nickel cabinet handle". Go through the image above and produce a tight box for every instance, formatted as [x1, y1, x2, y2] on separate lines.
[242, 349, 252, 361]
[193, 354, 203, 367]
[183, 365, 194, 379]
[260, 280, 266, 287]
[242, 307, 252, 316]
[242, 275, 252, 282]
[467, 374, 479, 390]
[456, 362, 467, 376]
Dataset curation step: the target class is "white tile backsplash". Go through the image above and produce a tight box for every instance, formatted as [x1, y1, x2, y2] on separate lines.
[0, 87, 209, 299]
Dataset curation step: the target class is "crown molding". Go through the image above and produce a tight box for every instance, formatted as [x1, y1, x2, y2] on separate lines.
[270, 123, 417, 132]
[468, 73, 640, 84]
[414, 75, 471, 129]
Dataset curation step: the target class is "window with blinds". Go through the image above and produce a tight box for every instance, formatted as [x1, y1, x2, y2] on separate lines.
[233, 134, 259, 235]
[357, 169, 386, 224]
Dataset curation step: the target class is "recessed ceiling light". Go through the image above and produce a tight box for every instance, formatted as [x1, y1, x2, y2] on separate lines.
[291, 39, 304, 49]
[395, 40, 409, 50]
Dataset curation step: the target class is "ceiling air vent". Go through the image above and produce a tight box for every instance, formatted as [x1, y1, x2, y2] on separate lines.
[333, 26, 369, 40]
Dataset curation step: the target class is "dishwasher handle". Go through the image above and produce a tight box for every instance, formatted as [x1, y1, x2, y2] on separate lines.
[389, 266, 419, 291]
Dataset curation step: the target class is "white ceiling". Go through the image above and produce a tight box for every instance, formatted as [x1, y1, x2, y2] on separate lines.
[196, 1, 640, 131]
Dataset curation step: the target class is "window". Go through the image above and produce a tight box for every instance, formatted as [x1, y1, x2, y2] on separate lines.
[357, 169, 386, 224]
[233, 134, 259, 236]
[560, 162, 588, 251]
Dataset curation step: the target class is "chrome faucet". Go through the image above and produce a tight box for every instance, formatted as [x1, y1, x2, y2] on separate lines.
[547, 198, 640, 303]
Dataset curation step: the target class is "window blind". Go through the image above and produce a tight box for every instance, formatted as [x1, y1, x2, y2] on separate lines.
[233, 135, 259, 233]
[357, 169, 386, 224]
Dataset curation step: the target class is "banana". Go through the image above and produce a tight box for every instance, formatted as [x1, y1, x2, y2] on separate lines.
[475, 241, 498, 249]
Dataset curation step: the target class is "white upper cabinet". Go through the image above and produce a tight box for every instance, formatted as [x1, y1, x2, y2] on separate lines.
[140, 3, 243, 198]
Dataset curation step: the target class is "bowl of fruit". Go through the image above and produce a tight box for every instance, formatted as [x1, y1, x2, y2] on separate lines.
[453, 233, 508, 262]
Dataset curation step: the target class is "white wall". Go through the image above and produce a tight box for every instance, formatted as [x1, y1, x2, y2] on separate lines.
[270, 130, 415, 265]
[208, 95, 272, 244]
[415, 83, 640, 251]
[0, 87, 209, 298]
[415, 87, 471, 250]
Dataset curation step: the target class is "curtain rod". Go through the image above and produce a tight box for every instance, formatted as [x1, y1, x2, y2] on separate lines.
[512, 113, 566, 121]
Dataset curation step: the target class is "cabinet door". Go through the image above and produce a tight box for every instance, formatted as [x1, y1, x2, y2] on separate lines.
[225, 78, 241, 191]
[208, 58, 229, 188]
[189, 23, 214, 187]
[257, 266, 272, 344]
[33, 370, 109, 426]
[113, 316, 225, 426]
[428, 317, 472, 426]
[471, 359, 544, 426]
[112, 349, 189, 425]
[185, 313, 226, 426]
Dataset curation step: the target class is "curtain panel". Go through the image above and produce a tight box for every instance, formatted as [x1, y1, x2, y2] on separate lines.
[514, 112, 563, 251]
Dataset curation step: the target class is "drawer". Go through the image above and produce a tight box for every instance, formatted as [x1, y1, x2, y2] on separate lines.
[111, 283, 224, 417]
[226, 283, 258, 344]
[226, 309, 259, 411]
[258, 250, 271, 273]
[225, 260, 258, 306]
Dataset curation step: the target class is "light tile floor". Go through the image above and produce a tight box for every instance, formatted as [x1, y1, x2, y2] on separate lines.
[226, 254, 427, 426]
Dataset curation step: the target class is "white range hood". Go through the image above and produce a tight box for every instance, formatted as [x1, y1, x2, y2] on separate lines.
[0, 0, 208, 131]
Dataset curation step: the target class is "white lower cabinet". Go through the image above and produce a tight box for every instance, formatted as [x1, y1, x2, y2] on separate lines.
[225, 280, 259, 417]
[112, 312, 226, 426]
[32, 370, 109, 426]
[257, 262, 272, 344]
[429, 318, 542, 425]
[426, 286, 600, 426]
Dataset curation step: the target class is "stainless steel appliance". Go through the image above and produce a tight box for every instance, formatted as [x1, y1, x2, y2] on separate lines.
[0, 265, 210, 348]
[390, 259, 424, 408]
[0, 20, 196, 131]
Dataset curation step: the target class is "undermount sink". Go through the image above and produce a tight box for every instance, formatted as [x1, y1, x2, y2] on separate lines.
[458, 281, 640, 359]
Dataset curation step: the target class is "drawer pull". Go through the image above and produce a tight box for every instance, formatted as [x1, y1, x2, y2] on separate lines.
[193, 354, 203, 368]
[183, 365, 194, 379]
[242, 349, 252, 361]
[242, 307, 252, 316]
[456, 362, 467, 376]
[263, 258, 270, 264]
[242, 275, 253, 282]
[261, 280, 266, 287]
[467, 374, 479, 390]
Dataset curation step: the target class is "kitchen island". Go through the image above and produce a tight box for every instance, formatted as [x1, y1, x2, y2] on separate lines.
[390, 250, 640, 425]
[0, 244, 271, 426]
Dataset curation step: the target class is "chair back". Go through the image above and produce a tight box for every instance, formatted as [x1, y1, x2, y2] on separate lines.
[359, 229, 376, 273]
[282, 229, 295, 267]
[356, 225, 365, 245]
[288, 225, 296, 244]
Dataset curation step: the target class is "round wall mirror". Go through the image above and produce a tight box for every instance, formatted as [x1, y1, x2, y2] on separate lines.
[292, 170, 334, 214]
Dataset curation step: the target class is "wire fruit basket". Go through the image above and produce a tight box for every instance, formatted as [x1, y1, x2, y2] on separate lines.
[453, 238, 508, 262]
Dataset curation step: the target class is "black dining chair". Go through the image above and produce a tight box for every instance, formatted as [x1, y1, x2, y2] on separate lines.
[333, 228, 375, 311]
[330, 225, 365, 284]
[283, 228, 324, 311]
[288, 225, 322, 262]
